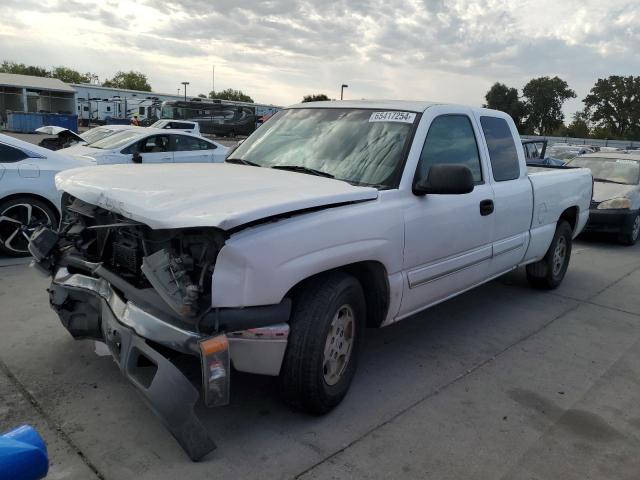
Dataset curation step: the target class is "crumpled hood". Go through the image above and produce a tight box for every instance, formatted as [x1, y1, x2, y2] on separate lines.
[55, 163, 378, 230]
[593, 181, 635, 202]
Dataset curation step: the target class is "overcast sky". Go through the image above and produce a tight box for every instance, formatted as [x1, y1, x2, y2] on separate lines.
[1, 0, 639, 116]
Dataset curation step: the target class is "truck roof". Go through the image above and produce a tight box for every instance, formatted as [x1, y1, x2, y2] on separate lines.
[288, 100, 444, 113]
[287, 100, 512, 119]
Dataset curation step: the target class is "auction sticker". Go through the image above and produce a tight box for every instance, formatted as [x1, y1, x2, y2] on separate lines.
[369, 111, 416, 123]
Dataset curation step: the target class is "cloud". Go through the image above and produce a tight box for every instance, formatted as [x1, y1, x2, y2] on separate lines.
[1, 0, 639, 112]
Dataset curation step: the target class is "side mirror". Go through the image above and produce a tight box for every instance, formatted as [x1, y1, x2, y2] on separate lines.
[132, 152, 143, 164]
[413, 164, 474, 195]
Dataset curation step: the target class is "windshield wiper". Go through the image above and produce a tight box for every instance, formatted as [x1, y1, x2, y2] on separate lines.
[271, 165, 334, 178]
[226, 158, 261, 167]
[593, 178, 628, 185]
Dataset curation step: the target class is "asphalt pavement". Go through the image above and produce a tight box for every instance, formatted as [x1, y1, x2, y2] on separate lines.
[1, 236, 640, 479]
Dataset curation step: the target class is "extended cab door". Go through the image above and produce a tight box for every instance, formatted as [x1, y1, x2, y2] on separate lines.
[399, 108, 495, 318]
[475, 114, 533, 275]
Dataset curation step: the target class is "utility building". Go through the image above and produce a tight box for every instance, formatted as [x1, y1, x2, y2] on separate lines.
[0, 73, 76, 126]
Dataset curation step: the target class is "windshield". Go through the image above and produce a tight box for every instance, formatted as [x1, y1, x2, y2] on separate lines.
[79, 127, 120, 145]
[568, 157, 640, 185]
[90, 130, 142, 150]
[228, 108, 419, 188]
[150, 120, 169, 128]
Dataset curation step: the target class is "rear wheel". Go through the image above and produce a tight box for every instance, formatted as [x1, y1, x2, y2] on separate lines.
[278, 272, 365, 414]
[526, 220, 572, 290]
[618, 212, 640, 246]
[0, 197, 58, 257]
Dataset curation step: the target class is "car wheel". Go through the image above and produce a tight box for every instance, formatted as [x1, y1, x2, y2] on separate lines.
[526, 220, 572, 290]
[618, 212, 640, 246]
[278, 272, 365, 415]
[0, 197, 58, 257]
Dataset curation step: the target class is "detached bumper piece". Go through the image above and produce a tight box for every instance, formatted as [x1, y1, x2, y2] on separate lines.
[49, 268, 220, 461]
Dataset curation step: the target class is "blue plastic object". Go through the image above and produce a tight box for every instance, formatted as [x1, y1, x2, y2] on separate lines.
[0, 425, 49, 480]
[7, 112, 78, 133]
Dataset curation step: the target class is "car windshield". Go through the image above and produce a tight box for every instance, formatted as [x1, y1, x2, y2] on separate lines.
[90, 130, 143, 150]
[79, 127, 120, 145]
[150, 120, 169, 128]
[567, 157, 640, 185]
[227, 108, 419, 188]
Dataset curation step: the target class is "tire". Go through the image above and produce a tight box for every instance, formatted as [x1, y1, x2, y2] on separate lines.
[618, 212, 640, 246]
[0, 197, 58, 257]
[526, 220, 572, 290]
[278, 272, 365, 415]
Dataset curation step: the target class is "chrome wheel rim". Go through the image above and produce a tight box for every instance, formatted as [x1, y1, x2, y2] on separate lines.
[323, 304, 355, 386]
[632, 216, 640, 241]
[0, 203, 52, 254]
[552, 235, 567, 277]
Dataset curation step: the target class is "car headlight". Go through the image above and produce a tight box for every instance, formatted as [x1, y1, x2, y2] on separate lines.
[597, 198, 631, 210]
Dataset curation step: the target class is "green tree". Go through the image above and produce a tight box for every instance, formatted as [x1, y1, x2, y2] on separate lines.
[522, 76, 576, 135]
[103, 71, 152, 91]
[583, 76, 640, 140]
[483, 83, 526, 129]
[209, 88, 254, 102]
[565, 110, 591, 138]
[0, 60, 49, 77]
[50, 66, 95, 84]
[302, 93, 330, 103]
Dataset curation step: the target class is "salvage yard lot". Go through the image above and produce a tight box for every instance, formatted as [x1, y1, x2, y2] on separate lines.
[1, 236, 640, 479]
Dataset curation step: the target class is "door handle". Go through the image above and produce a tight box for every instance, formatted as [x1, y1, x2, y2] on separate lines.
[480, 199, 494, 216]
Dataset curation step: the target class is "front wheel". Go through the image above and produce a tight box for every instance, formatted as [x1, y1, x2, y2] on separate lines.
[0, 197, 58, 257]
[278, 272, 365, 415]
[526, 220, 573, 290]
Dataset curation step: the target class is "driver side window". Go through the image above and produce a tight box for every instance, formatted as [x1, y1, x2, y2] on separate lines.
[415, 115, 483, 184]
[124, 135, 170, 154]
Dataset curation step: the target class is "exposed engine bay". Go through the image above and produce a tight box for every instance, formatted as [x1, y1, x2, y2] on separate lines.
[43, 194, 226, 322]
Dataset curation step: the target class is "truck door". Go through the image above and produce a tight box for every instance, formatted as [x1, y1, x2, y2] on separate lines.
[476, 114, 533, 276]
[400, 108, 495, 318]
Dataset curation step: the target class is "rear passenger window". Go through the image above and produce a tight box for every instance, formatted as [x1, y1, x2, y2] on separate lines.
[416, 115, 482, 183]
[0, 143, 28, 163]
[480, 116, 520, 181]
[173, 136, 215, 151]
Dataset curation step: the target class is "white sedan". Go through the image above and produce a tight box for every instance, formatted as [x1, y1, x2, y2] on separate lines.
[0, 133, 93, 256]
[59, 128, 229, 164]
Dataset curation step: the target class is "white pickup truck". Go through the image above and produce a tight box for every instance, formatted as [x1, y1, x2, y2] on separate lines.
[29, 101, 592, 460]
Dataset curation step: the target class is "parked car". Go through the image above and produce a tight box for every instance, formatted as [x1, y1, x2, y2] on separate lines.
[567, 153, 640, 244]
[547, 144, 593, 161]
[36, 124, 136, 150]
[0, 134, 93, 256]
[149, 119, 201, 135]
[29, 101, 592, 460]
[58, 128, 229, 164]
[522, 139, 547, 162]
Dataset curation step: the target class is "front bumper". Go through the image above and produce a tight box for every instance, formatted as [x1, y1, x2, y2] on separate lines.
[584, 208, 638, 234]
[47, 267, 290, 460]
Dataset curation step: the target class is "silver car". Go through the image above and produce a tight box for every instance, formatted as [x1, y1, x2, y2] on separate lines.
[567, 153, 640, 245]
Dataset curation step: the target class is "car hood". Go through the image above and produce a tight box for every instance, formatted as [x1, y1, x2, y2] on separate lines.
[55, 163, 379, 230]
[58, 144, 100, 157]
[592, 181, 636, 202]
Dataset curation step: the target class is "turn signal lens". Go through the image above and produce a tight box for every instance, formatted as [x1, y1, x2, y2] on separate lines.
[200, 335, 230, 407]
[597, 198, 631, 210]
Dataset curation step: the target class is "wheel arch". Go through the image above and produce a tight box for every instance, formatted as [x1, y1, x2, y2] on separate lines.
[559, 206, 578, 233]
[285, 260, 390, 328]
[0, 192, 60, 221]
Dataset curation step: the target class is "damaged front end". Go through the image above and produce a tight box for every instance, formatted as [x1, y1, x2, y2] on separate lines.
[29, 195, 291, 461]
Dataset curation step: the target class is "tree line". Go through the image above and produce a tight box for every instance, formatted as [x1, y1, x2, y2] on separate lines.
[484, 75, 640, 140]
